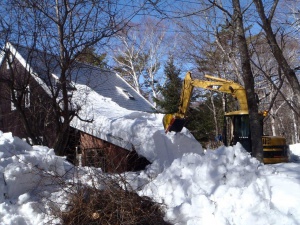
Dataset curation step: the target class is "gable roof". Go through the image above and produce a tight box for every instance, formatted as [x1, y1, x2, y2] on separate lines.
[1, 42, 155, 150]
[5, 43, 154, 112]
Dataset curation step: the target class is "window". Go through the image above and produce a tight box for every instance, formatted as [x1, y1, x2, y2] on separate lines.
[6, 55, 13, 70]
[11, 85, 30, 111]
[24, 86, 30, 108]
[116, 86, 135, 100]
[234, 115, 250, 138]
[11, 89, 17, 111]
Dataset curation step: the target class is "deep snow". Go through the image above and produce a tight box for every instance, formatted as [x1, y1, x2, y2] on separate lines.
[1, 92, 300, 224]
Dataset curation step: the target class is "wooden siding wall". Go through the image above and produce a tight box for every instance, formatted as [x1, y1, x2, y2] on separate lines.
[80, 132, 150, 173]
[0, 59, 26, 137]
[0, 54, 57, 146]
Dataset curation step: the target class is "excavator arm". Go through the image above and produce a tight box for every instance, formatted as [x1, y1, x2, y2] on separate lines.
[163, 71, 247, 133]
[163, 71, 289, 164]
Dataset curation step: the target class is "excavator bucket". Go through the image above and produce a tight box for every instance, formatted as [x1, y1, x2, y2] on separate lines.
[163, 114, 186, 133]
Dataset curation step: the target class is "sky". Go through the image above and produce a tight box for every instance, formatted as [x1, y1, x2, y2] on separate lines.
[1, 87, 300, 225]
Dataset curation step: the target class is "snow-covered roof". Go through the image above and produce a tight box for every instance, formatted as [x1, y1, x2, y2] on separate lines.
[7, 43, 154, 112]
[3, 42, 201, 156]
[1, 42, 156, 150]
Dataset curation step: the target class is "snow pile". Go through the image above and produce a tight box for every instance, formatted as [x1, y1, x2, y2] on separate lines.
[0, 131, 72, 224]
[1, 130, 300, 225]
[289, 143, 300, 162]
[140, 143, 300, 225]
[290, 143, 300, 154]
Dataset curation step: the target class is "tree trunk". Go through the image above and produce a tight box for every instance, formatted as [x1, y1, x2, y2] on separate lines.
[53, 125, 70, 156]
[270, 110, 276, 136]
[232, 0, 263, 162]
[292, 111, 299, 144]
[253, 0, 300, 115]
[210, 93, 219, 137]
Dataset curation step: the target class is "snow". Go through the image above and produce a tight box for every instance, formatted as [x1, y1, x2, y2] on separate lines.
[70, 84, 202, 165]
[139, 144, 300, 225]
[1, 94, 300, 224]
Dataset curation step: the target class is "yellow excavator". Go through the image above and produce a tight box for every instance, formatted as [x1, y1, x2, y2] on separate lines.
[163, 71, 289, 164]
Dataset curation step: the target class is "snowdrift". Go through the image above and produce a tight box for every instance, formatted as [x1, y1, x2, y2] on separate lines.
[140, 144, 300, 224]
[1, 131, 300, 225]
[0, 132, 73, 224]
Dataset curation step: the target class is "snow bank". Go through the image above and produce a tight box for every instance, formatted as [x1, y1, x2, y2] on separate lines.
[140, 143, 300, 225]
[0, 131, 72, 224]
[290, 143, 300, 154]
[289, 143, 300, 162]
[1, 129, 300, 225]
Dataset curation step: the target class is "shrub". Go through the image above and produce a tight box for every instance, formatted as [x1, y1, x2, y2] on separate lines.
[57, 185, 171, 225]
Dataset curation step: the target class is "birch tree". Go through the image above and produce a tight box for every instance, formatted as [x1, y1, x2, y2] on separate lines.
[113, 29, 147, 94]
[113, 18, 169, 98]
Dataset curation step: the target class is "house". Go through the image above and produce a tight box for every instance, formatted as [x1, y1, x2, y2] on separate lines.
[0, 42, 154, 173]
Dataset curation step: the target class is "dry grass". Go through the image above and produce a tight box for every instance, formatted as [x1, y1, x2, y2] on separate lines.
[57, 185, 171, 225]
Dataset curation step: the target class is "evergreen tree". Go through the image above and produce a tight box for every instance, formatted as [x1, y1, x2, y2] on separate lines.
[154, 56, 182, 113]
[77, 47, 108, 68]
[185, 92, 224, 145]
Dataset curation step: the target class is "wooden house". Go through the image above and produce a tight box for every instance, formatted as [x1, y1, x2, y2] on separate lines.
[0, 42, 153, 173]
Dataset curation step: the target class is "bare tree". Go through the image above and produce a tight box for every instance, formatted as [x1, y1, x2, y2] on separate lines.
[253, 0, 300, 116]
[230, 0, 263, 161]
[113, 26, 148, 94]
[0, 0, 148, 155]
[113, 17, 170, 99]
[143, 18, 168, 100]
[250, 30, 300, 143]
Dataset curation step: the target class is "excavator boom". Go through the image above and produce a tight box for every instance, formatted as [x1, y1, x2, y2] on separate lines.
[163, 71, 247, 133]
[163, 71, 289, 164]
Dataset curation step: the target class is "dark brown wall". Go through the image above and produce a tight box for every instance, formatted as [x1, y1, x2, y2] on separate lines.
[80, 132, 150, 173]
[0, 54, 57, 146]
[0, 59, 23, 136]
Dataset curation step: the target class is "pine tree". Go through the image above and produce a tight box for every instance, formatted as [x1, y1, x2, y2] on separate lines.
[185, 92, 224, 145]
[77, 47, 107, 68]
[154, 56, 182, 113]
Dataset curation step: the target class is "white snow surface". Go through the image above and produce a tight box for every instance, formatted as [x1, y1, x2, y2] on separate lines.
[1, 94, 300, 224]
[70, 84, 203, 165]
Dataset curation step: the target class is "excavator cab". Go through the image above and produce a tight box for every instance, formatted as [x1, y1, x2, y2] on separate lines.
[223, 112, 288, 163]
[224, 114, 252, 152]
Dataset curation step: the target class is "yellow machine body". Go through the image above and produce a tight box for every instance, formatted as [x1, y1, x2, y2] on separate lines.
[163, 72, 289, 164]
